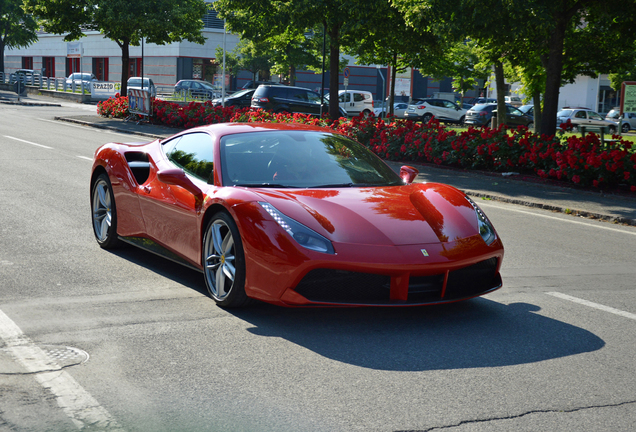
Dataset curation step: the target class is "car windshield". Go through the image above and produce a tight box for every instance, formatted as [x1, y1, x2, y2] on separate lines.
[557, 109, 573, 117]
[220, 131, 403, 188]
[606, 110, 619, 119]
[230, 89, 252, 98]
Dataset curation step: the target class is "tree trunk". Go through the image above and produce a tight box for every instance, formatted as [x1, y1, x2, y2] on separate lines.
[119, 39, 130, 97]
[494, 61, 506, 128]
[533, 90, 542, 133]
[289, 64, 296, 86]
[540, 17, 567, 136]
[328, 24, 341, 120]
[0, 40, 5, 74]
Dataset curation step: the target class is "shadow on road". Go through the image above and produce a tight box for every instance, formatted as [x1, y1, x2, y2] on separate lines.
[229, 299, 604, 371]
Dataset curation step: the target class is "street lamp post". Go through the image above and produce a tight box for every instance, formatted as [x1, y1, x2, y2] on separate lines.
[377, 65, 385, 117]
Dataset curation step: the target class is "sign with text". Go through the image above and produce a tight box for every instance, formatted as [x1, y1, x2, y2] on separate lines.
[91, 81, 120, 100]
[128, 88, 153, 117]
[621, 81, 636, 114]
[67, 42, 83, 58]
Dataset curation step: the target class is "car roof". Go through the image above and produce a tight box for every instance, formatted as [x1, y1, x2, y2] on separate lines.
[162, 122, 339, 141]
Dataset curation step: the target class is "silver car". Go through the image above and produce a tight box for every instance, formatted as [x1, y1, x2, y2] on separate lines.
[556, 108, 617, 132]
[605, 108, 636, 133]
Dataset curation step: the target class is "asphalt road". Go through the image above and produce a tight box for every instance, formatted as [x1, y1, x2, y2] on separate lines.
[1, 101, 635, 431]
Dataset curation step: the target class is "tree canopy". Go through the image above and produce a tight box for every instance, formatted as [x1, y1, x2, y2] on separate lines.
[0, 0, 39, 73]
[24, 0, 208, 95]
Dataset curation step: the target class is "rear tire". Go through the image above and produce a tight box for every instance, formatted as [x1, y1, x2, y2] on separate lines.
[423, 113, 434, 123]
[91, 173, 122, 249]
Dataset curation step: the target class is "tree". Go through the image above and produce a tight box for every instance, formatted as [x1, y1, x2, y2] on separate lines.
[24, 0, 208, 95]
[0, 0, 39, 73]
[215, 0, 392, 119]
[394, 0, 636, 135]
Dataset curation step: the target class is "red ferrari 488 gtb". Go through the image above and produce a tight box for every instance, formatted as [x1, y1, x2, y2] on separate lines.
[91, 122, 503, 307]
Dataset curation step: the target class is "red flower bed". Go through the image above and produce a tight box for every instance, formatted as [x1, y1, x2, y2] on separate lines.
[97, 96, 636, 192]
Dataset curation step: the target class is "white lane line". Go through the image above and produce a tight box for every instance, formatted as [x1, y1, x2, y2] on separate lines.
[4, 135, 53, 149]
[0, 309, 125, 431]
[478, 200, 636, 236]
[547, 292, 636, 321]
[76, 155, 93, 161]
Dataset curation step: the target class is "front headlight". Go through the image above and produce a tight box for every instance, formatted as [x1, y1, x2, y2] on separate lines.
[259, 202, 335, 254]
[466, 197, 497, 245]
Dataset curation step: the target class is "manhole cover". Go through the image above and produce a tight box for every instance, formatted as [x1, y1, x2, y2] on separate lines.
[40, 345, 89, 368]
[0, 345, 89, 373]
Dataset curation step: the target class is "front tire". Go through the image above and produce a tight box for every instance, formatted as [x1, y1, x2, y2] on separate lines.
[91, 173, 121, 249]
[622, 123, 630, 133]
[202, 212, 249, 308]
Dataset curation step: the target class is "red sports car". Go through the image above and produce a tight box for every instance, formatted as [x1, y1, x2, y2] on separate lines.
[91, 122, 504, 307]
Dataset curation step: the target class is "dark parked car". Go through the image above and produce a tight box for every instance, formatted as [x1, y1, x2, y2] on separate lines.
[174, 79, 218, 99]
[128, 77, 157, 97]
[251, 84, 347, 117]
[465, 103, 534, 128]
[212, 89, 255, 108]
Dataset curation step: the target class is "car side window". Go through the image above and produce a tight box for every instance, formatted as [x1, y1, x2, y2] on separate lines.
[574, 111, 586, 119]
[354, 93, 364, 102]
[588, 112, 603, 120]
[307, 91, 321, 104]
[442, 101, 455, 109]
[166, 133, 215, 182]
[289, 89, 308, 102]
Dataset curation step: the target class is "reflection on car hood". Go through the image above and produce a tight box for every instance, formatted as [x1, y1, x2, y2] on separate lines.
[255, 183, 479, 246]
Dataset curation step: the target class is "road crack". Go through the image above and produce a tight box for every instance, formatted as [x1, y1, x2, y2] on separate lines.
[395, 400, 636, 431]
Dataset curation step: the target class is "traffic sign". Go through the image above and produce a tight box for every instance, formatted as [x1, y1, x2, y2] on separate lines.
[343, 67, 350, 79]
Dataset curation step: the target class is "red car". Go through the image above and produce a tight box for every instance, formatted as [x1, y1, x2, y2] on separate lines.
[91, 123, 504, 307]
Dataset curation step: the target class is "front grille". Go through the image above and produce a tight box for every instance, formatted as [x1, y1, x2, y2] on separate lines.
[294, 269, 391, 303]
[444, 258, 499, 300]
[293, 258, 499, 305]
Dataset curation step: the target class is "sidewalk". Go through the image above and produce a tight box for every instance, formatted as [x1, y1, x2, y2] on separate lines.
[4, 89, 636, 226]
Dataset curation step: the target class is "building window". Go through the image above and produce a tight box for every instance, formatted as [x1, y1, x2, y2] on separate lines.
[203, 6, 224, 29]
[129, 58, 143, 78]
[67, 58, 80, 76]
[22, 57, 33, 69]
[42, 57, 55, 78]
[93, 58, 109, 81]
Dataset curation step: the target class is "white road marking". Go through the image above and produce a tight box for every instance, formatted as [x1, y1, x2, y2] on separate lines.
[76, 155, 93, 161]
[0, 308, 125, 431]
[547, 292, 636, 321]
[478, 200, 636, 236]
[4, 135, 53, 149]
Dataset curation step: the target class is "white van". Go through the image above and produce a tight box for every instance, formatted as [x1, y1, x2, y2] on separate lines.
[338, 90, 374, 116]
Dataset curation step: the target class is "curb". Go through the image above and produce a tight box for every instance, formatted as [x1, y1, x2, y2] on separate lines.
[53, 116, 636, 227]
[54, 117, 166, 140]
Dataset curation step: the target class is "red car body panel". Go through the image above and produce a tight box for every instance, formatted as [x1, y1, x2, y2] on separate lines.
[91, 122, 503, 306]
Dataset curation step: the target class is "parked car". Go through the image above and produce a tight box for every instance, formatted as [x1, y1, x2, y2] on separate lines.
[404, 98, 467, 124]
[465, 103, 534, 128]
[504, 95, 523, 107]
[556, 107, 617, 132]
[212, 89, 255, 108]
[251, 84, 347, 117]
[605, 107, 636, 133]
[336, 90, 374, 116]
[11, 69, 40, 85]
[518, 104, 534, 117]
[242, 80, 275, 89]
[66, 73, 97, 87]
[374, 102, 409, 118]
[174, 79, 217, 99]
[127, 77, 156, 97]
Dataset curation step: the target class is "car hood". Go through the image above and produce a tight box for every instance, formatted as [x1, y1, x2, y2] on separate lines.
[254, 183, 479, 246]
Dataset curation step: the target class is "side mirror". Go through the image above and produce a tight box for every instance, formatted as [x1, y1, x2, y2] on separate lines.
[157, 168, 203, 198]
[400, 165, 419, 184]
